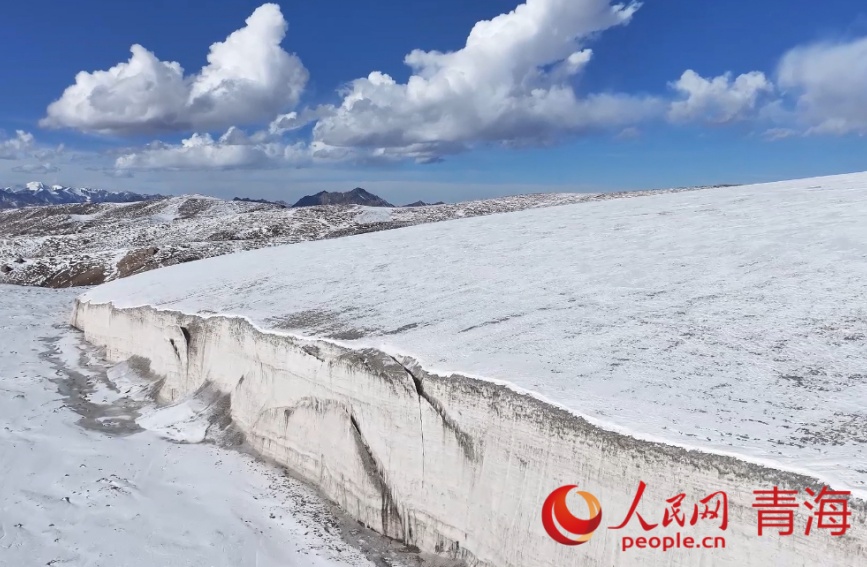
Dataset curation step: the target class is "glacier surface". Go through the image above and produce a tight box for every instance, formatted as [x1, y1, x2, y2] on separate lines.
[78, 172, 867, 491]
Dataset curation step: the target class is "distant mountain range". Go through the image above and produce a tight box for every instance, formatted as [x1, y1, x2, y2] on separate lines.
[404, 200, 446, 207]
[235, 189, 447, 209]
[292, 187, 394, 208]
[0, 182, 160, 209]
[233, 196, 289, 208]
[1, 182, 444, 212]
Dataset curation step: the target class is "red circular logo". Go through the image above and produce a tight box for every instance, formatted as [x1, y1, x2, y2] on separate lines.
[541, 485, 603, 545]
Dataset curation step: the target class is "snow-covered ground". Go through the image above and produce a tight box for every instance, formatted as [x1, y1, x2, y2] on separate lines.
[0, 285, 418, 566]
[77, 172, 867, 494]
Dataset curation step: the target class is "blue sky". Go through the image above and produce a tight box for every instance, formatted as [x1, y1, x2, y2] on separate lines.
[1, 0, 866, 203]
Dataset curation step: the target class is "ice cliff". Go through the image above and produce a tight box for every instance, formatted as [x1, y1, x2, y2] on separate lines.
[71, 302, 866, 566]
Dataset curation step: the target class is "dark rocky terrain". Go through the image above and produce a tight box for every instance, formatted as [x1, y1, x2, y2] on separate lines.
[232, 196, 289, 208]
[293, 187, 394, 208]
[405, 200, 446, 207]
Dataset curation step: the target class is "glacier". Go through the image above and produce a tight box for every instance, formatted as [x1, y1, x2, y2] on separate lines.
[71, 172, 867, 566]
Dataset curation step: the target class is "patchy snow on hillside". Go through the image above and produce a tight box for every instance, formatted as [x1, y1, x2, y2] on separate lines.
[0, 284, 404, 567]
[79, 172, 867, 495]
[0, 186, 702, 287]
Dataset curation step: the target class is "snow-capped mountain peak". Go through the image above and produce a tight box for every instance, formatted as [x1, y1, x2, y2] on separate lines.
[1, 182, 161, 209]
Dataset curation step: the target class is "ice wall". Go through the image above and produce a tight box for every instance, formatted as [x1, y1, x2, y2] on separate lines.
[71, 300, 867, 566]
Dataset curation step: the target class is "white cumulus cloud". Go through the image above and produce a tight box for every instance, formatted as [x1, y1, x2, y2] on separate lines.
[669, 70, 773, 123]
[112, 127, 467, 171]
[12, 163, 60, 174]
[0, 130, 35, 159]
[114, 128, 310, 171]
[762, 127, 798, 141]
[311, 0, 661, 162]
[41, 4, 308, 135]
[57, 0, 867, 172]
[777, 37, 867, 135]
